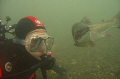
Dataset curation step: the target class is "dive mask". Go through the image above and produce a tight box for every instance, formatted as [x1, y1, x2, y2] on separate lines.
[13, 30, 54, 52]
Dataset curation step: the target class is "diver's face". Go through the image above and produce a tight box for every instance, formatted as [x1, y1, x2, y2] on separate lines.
[29, 51, 46, 60]
[25, 29, 47, 60]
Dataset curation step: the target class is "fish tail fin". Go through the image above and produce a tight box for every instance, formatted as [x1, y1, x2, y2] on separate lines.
[113, 11, 120, 20]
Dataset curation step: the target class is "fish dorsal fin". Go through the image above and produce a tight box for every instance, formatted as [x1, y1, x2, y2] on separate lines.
[81, 16, 91, 24]
[113, 11, 120, 20]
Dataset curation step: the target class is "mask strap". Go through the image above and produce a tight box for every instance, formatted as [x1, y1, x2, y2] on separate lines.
[12, 35, 25, 45]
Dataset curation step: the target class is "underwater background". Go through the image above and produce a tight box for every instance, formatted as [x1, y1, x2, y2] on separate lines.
[0, 0, 120, 79]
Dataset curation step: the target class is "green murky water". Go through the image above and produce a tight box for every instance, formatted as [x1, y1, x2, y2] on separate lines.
[1, 0, 120, 79]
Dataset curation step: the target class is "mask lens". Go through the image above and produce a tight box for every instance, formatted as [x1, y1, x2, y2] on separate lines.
[37, 41, 46, 52]
[45, 37, 54, 50]
[30, 37, 42, 52]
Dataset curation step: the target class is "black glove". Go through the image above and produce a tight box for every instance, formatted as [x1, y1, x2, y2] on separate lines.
[51, 64, 67, 76]
[40, 54, 55, 70]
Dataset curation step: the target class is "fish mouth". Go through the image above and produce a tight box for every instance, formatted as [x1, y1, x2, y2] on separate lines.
[74, 30, 90, 46]
[77, 31, 90, 43]
[73, 24, 91, 47]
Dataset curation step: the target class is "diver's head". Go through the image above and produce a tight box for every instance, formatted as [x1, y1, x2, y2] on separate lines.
[14, 16, 54, 60]
[15, 16, 45, 39]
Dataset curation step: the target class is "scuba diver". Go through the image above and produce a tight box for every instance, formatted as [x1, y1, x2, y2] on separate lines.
[0, 16, 67, 79]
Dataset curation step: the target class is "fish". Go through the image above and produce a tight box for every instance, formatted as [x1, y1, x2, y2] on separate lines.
[72, 11, 120, 47]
